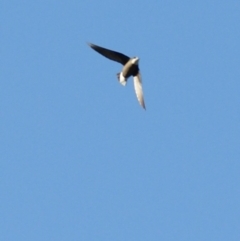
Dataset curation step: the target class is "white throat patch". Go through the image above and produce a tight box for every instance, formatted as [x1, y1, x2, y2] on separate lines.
[131, 57, 139, 65]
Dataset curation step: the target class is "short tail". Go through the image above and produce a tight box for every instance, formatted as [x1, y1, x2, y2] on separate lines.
[116, 72, 127, 86]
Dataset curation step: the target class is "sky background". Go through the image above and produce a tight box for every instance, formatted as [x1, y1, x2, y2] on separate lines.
[1, 1, 240, 240]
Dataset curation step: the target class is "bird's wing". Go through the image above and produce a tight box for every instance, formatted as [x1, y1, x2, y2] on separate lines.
[133, 73, 146, 109]
[88, 43, 130, 65]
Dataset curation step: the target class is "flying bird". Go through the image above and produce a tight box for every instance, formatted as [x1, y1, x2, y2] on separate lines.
[88, 43, 146, 109]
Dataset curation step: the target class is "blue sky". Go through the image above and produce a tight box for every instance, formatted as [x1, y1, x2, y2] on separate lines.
[1, 1, 240, 240]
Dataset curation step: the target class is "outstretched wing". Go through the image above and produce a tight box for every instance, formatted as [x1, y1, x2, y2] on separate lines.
[88, 43, 130, 65]
[133, 73, 146, 109]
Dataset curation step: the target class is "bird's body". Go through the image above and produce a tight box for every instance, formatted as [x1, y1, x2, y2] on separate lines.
[117, 58, 139, 86]
[88, 43, 146, 109]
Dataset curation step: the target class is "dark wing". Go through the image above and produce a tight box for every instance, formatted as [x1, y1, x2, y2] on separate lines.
[88, 43, 130, 65]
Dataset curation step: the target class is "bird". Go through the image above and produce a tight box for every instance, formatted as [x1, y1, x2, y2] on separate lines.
[87, 42, 146, 109]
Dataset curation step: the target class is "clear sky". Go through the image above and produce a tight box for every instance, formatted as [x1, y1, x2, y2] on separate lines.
[1, 1, 240, 240]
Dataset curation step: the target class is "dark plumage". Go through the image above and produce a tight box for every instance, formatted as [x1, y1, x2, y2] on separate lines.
[88, 43, 146, 109]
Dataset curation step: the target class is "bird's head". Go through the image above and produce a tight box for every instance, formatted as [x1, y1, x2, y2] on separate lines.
[131, 57, 139, 65]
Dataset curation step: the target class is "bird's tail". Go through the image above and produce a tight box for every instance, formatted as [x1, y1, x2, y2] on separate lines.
[117, 72, 127, 86]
